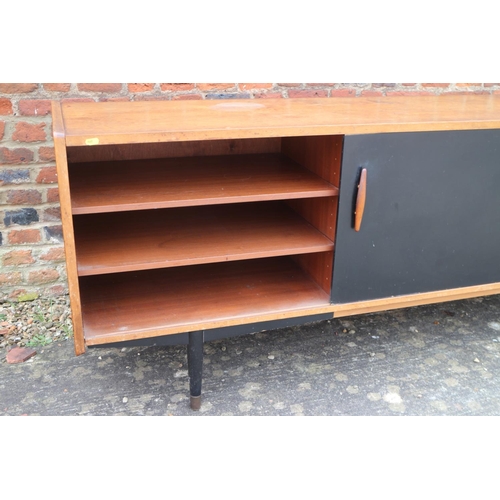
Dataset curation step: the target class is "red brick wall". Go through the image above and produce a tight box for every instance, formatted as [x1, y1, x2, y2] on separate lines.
[1, 83, 499, 300]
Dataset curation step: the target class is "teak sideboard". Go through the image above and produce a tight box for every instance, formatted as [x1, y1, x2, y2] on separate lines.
[53, 95, 500, 409]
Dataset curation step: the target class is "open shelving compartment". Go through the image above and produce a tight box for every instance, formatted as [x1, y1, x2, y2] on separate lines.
[64, 134, 343, 348]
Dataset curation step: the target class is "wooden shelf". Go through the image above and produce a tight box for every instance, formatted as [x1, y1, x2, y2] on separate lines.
[69, 153, 338, 214]
[79, 257, 332, 345]
[74, 202, 334, 276]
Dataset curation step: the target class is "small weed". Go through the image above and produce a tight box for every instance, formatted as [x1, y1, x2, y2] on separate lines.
[26, 334, 52, 347]
[62, 324, 73, 338]
[32, 307, 46, 323]
[33, 312, 45, 323]
[0, 313, 6, 321]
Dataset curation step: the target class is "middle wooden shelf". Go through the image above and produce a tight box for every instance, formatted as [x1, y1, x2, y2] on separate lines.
[73, 201, 335, 276]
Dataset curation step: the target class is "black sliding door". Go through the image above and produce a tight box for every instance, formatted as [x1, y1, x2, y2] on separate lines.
[332, 130, 500, 303]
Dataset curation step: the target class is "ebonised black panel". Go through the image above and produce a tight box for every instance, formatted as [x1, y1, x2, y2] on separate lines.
[332, 130, 500, 303]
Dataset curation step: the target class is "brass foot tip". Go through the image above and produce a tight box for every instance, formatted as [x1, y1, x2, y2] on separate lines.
[190, 395, 201, 410]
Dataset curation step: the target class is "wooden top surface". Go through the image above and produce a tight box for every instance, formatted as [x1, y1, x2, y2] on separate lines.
[58, 95, 500, 146]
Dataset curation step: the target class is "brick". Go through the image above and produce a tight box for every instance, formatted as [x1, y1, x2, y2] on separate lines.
[161, 84, 195, 92]
[0, 169, 30, 185]
[288, 90, 328, 98]
[7, 189, 42, 205]
[9, 289, 27, 300]
[47, 188, 59, 203]
[329, 89, 356, 97]
[61, 98, 95, 104]
[6, 347, 37, 364]
[44, 225, 63, 243]
[421, 83, 451, 88]
[484, 83, 500, 87]
[238, 83, 274, 90]
[360, 90, 384, 97]
[77, 83, 122, 93]
[36, 166, 58, 183]
[38, 147, 55, 162]
[40, 247, 65, 261]
[197, 83, 236, 91]
[4, 208, 39, 226]
[0, 121, 4, 139]
[456, 83, 481, 87]
[28, 268, 60, 284]
[128, 83, 155, 93]
[306, 83, 337, 87]
[205, 93, 250, 100]
[46, 284, 67, 296]
[444, 90, 490, 95]
[43, 206, 61, 221]
[3, 249, 34, 266]
[99, 97, 130, 102]
[0, 98, 13, 115]
[0, 83, 38, 93]
[0, 272, 22, 285]
[18, 99, 52, 116]
[386, 91, 434, 96]
[43, 83, 71, 92]
[277, 83, 302, 87]
[0, 147, 34, 164]
[341, 83, 369, 88]
[133, 95, 170, 102]
[13, 122, 46, 142]
[172, 94, 203, 100]
[8, 229, 41, 244]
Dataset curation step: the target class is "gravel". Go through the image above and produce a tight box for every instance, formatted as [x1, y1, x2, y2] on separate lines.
[0, 295, 73, 352]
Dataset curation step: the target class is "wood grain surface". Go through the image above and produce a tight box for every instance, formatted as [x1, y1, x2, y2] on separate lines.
[79, 257, 332, 345]
[52, 101, 86, 355]
[73, 203, 334, 275]
[61, 95, 500, 146]
[69, 153, 338, 214]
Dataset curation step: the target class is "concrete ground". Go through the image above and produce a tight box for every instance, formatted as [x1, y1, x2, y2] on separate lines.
[1, 294, 500, 416]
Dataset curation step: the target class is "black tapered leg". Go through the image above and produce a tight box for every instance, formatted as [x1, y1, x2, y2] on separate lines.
[187, 331, 203, 410]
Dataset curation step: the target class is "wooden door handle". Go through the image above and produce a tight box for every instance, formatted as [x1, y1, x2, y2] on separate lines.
[354, 168, 367, 231]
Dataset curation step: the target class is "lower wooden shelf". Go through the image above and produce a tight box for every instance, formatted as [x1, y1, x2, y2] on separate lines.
[79, 257, 332, 345]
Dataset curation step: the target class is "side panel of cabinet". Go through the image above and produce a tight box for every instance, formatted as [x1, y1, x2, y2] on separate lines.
[332, 130, 500, 304]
